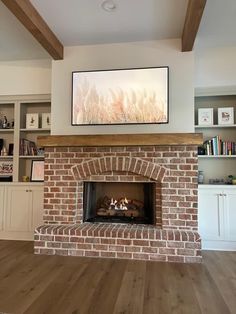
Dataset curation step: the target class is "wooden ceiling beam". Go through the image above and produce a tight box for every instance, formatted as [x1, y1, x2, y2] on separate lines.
[1, 0, 63, 60]
[182, 0, 207, 52]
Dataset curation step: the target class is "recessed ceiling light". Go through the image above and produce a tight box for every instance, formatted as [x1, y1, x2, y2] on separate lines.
[101, 0, 117, 12]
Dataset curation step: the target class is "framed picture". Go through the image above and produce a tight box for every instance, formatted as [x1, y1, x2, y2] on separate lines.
[30, 160, 44, 182]
[26, 113, 39, 129]
[198, 108, 214, 126]
[0, 161, 13, 176]
[218, 107, 234, 125]
[41, 113, 51, 129]
[72, 67, 169, 125]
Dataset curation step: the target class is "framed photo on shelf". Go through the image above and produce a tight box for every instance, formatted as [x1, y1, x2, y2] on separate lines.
[30, 160, 44, 182]
[26, 113, 39, 129]
[0, 161, 13, 181]
[41, 113, 51, 129]
[218, 107, 234, 125]
[0, 161, 13, 176]
[198, 108, 214, 126]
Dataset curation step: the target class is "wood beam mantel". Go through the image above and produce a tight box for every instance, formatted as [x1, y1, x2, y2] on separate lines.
[38, 133, 203, 147]
[182, 0, 207, 52]
[1, 0, 63, 60]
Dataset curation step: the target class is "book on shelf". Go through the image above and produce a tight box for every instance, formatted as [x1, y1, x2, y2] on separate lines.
[19, 138, 38, 156]
[203, 136, 236, 156]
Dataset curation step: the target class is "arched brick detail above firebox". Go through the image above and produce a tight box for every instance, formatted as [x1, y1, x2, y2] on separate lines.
[71, 157, 167, 182]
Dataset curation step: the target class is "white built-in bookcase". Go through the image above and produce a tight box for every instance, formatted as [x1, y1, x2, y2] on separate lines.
[195, 88, 236, 184]
[0, 95, 50, 183]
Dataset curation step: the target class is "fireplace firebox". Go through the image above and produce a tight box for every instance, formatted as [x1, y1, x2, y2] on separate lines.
[83, 182, 155, 225]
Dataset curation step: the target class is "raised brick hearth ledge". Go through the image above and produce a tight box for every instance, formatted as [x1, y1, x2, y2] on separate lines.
[35, 223, 201, 263]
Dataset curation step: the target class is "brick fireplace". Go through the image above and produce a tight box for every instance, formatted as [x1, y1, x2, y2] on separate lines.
[35, 133, 202, 263]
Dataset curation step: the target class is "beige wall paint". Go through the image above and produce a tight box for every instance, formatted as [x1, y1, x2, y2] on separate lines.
[51, 39, 194, 135]
[195, 46, 236, 90]
[0, 59, 51, 96]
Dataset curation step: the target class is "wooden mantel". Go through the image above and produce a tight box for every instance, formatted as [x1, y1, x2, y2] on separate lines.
[38, 133, 203, 147]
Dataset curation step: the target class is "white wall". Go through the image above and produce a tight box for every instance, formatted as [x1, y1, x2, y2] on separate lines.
[0, 59, 51, 96]
[195, 46, 236, 92]
[51, 39, 194, 135]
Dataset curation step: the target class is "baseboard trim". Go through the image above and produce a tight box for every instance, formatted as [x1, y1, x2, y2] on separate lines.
[202, 240, 236, 251]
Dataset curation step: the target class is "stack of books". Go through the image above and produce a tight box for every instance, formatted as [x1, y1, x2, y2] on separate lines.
[19, 138, 37, 156]
[203, 136, 236, 156]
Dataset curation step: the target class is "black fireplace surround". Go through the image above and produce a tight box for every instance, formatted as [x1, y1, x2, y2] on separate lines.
[83, 181, 155, 225]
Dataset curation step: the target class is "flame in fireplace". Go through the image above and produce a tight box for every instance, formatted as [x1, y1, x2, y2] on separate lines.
[98, 196, 144, 212]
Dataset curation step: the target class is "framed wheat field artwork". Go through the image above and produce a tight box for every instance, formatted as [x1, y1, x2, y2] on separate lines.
[72, 67, 169, 125]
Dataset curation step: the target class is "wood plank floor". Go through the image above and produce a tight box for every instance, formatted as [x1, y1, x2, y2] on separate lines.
[0, 241, 235, 314]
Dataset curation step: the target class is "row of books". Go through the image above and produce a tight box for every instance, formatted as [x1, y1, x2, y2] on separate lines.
[19, 138, 38, 156]
[203, 136, 236, 156]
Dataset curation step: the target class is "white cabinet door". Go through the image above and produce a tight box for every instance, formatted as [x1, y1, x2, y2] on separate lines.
[224, 189, 236, 241]
[31, 186, 44, 229]
[198, 188, 224, 240]
[0, 186, 4, 231]
[5, 186, 32, 232]
[5, 185, 44, 233]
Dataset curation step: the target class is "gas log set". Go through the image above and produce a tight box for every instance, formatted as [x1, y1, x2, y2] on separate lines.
[96, 195, 144, 218]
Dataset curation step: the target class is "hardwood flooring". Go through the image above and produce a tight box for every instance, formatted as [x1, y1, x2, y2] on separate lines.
[0, 240, 235, 314]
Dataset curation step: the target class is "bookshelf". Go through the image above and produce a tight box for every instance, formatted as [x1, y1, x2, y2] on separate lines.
[195, 124, 236, 129]
[0, 95, 51, 183]
[195, 91, 236, 184]
[198, 155, 236, 159]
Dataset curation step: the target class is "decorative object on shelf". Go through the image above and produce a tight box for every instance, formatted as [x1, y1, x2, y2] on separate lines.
[41, 113, 51, 128]
[232, 179, 236, 185]
[0, 161, 13, 176]
[208, 178, 225, 185]
[30, 160, 44, 182]
[2, 116, 8, 128]
[26, 113, 39, 129]
[37, 147, 44, 156]
[22, 175, 30, 182]
[198, 171, 204, 184]
[1, 146, 7, 156]
[218, 107, 234, 125]
[198, 146, 205, 155]
[198, 108, 213, 126]
[72, 67, 169, 125]
[8, 143, 14, 156]
[227, 175, 236, 185]
[0, 116, 14, 129]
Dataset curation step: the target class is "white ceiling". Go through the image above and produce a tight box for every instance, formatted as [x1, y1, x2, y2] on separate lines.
[1, 0, 236, 61]
[195, 0, 236, 49]
[0, 1, 50, 61]
[30, 0, 188, 46]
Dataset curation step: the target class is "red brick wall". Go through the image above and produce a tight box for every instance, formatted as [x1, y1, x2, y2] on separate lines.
[43, 145, 198, 230]
[35, 144, 201, 263]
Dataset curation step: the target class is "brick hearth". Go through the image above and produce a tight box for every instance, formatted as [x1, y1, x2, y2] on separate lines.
[35, 223, 201, 263]
[35, 142, 201, 262]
